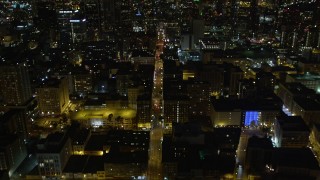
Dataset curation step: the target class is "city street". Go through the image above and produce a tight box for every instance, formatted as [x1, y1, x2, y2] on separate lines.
[147, 25, 165, 180]
[147, 126, 163, 180]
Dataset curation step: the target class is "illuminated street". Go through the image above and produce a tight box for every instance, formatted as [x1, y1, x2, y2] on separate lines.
[147, 25, 165, 180]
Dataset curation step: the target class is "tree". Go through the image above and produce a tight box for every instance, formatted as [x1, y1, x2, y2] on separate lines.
[107, 114, 113, 121]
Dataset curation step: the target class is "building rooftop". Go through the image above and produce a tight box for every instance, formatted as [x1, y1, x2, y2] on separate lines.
[70, 128, 90, 145]
[288, 72, 320, 81]
[247, 136, 274, 149]
[163, 95, 190, 101]
[46, 132, 65, 143]
[137, 94, 152, 101]
[213, 127, 241, 149]
[71, 108, 136, 121]
[280, 82, 315, 96]
[271, 66, 296, 72]
[0, 134, 18, 148]
[83, 99, 106, 107]
[0, 109, 21, 133]
[63, 155, 88, 173]
[212, 96, 282, 111]
[313, 123, 320, 132]
[131, 49, 154, 57]
[0, 170, 9, 179]
[37, 78, 64, 88]
[293, 97, 320, 111]
[104, 151, 148, 164]
[173, 122, 203, 137]
[37, 132, 69, 153]
[273, 148, 320, 170]
[162, 135, 235, 175]
[85, 134, 107, 151]
[276, 115, 309, 132]
[83, 156, 104, 173]
[106, 130, 149, 148]
[85, 130, 150, 152]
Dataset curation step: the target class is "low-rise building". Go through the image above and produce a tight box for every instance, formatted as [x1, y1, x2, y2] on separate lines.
[63, 130, 149, 179]
[245, 136, 273, 176]
[104, 151, 148, 179]
[63, 155, 105, 179]
[70, 128, 91, 155]
[71, 108, 136, 130]
[36, 132, 72, 178]
[211, 95, 282, 128]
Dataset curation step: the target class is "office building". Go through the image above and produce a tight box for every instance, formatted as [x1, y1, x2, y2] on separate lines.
[245, 136, 273, 175]
[73, 73, 93, 96]
[104, 151, 148, 179]
[186, 80, 211, 116]
[275, 82, 315, 112]
[0, 64, 32, 106]
[163, 95, 190, 129]
[291, 97, 320, 127]
[36, 132, 72, 178]
[136, 94, 152, 129]
[0, 135, 27, 177]
[195, 62, 244, 96]
[274, 115, 310, 148]
[0, 109, 28, 139]
[56, 7, 87, 47]
[36, 77, 70, 115]
[271, 148, 320, 179]
[211, 95, 282, 128]
[116, 69, 132, 96]
[286, 72, 320, 93]
[127, 86, 140, 109]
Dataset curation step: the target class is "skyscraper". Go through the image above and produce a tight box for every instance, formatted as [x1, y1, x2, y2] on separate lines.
[0, 64, 32, 106]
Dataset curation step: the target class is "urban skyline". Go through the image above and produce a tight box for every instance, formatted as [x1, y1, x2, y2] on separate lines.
[0, 0, 320, 180]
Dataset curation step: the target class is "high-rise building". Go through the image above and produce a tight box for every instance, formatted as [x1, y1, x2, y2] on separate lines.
[186, 80, 211, 116]
[80, 0, 117, 32]
[0, 109, 28, 139]
[136, 94, 152, 129]
[116, 69, 132, 96]
[57, 9, 87, 47]
[0, 135, 27, 177]
[163, 95, 190, 130]
[36, 77, 70, 115]
[0, 64, 32, 106]
[195, 62, 244, 96]
[127, 86, 140, 109]
[73, 73, 93, 96]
